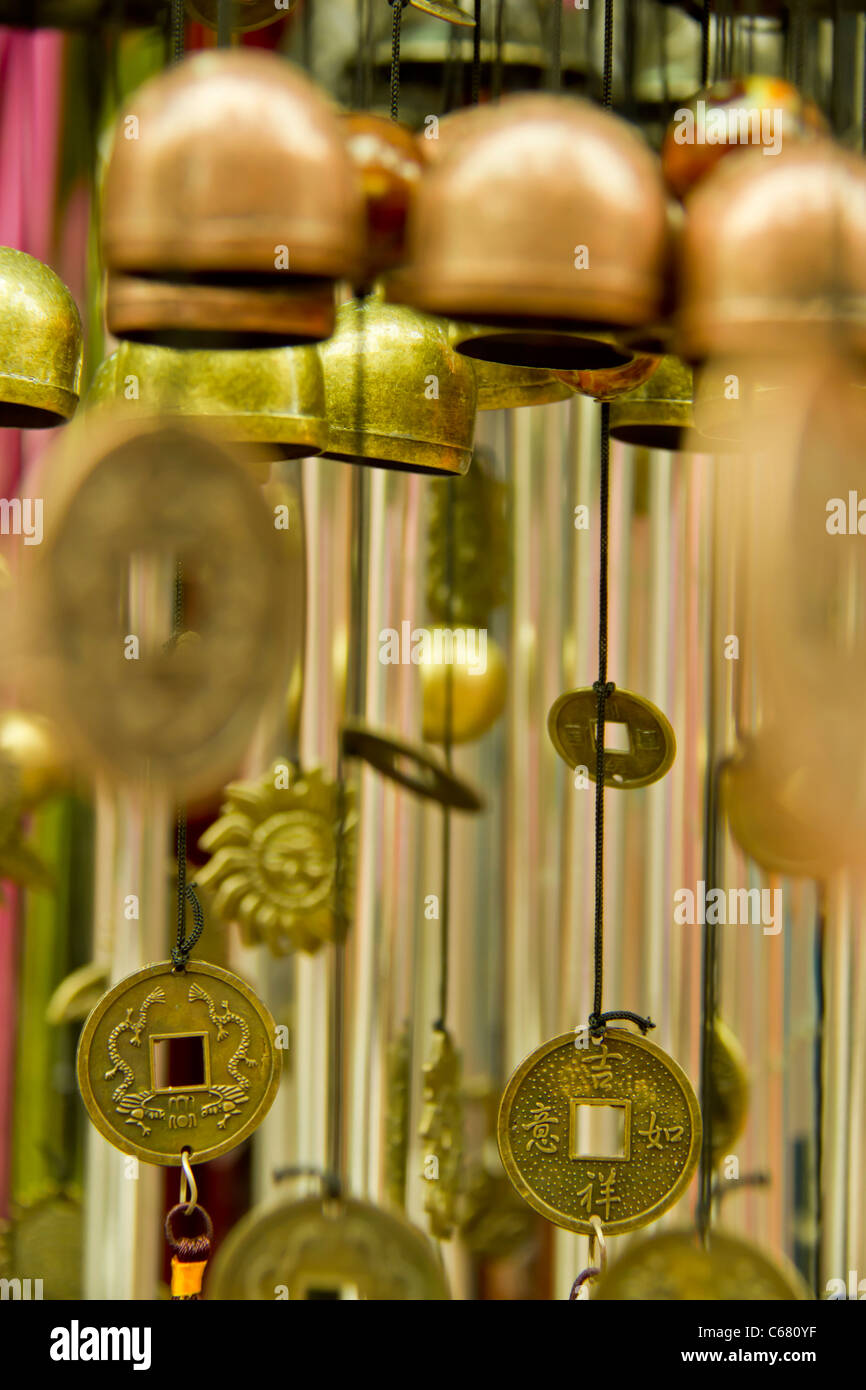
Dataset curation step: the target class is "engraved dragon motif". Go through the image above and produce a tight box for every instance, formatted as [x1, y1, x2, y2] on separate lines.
[103, 987, 166, 1135]
[188, 982, 260, 1129]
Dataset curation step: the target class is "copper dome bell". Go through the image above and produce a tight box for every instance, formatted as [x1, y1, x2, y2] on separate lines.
[387, 94, 670, 369]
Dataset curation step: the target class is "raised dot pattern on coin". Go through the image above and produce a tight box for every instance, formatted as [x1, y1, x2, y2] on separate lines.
[593, 1228, 812, 1301]
[498, 1030, 701, 1236]
[548, 687, 676, 789]
[77, 961, 281, 1166]
[207, 1195, 450, 1300]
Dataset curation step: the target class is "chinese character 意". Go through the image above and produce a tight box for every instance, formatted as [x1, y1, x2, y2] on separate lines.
[522, 1101, 560, 1154]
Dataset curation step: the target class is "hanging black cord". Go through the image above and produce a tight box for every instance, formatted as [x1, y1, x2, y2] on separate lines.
[389, 1, 408, 123]
[492, 0, 505, 101]
[170, 0, 185, 64]
[169, 563, 204, 971]
[548, 0, 562, 92]
[216, 0, 234, 48]
[586, 20, 654, 1042]
[602, 0, 613, 109]
[701, 0, 711, 87]
[471, 0, 482, 106]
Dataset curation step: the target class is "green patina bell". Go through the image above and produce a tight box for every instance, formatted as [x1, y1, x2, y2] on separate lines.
[319, 295, 477, 476]
[0, 247, 83, 429]
[86, 339, 327, 466]
[450, 324, 574, 410]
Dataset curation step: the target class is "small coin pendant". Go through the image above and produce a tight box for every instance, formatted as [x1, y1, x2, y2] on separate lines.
[497, 1028, 701, 1235]
[593, 1228, 812, 1300]
[548, 687, 676, 789]
[207, 1195, 450, 1300]
[76, 960, 281, 1165]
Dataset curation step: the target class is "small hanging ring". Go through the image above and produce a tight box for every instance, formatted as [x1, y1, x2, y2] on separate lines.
[179, 1148, 198, 1214]
[588, 1214, 607, 1272]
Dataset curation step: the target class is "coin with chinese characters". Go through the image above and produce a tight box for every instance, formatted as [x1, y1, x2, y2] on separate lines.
[76, 960, 281, 1165]
[548, 687, 676, 789]
[593, 1228, 812, 1300]
[497, 1029, 701, 1235]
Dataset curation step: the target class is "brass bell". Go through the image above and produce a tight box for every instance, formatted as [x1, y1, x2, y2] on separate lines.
[679, 141, 866, 363]
[609, 356, 697, 452]
[0, 247, 83, 428]
[106, 271, 335, 350]
[450, 324, 573, 410]
[319, 295, 476, 476]
[102, 50, 363, 344]
[185, 0, 293, 30]
[387, 94, 670, 369]
[86, 339, 327, 462]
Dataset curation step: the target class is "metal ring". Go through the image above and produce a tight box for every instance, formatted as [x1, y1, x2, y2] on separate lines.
[179, 1148, 198, 1214]
[164, 1201, 213, 1249]
[588, 1214, 607, 1271]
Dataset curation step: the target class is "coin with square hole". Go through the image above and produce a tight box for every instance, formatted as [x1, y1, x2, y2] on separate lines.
[547, 686, 676, 789]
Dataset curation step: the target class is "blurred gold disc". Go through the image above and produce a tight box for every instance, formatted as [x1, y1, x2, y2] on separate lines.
[593, 1228, 812, 1300]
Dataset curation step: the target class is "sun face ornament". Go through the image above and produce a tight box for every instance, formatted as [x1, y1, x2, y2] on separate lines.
[196, 761, 357, 957]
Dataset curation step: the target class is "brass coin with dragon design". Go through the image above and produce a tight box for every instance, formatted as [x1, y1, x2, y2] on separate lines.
[76, 960, 281, 1165]
[498, 1029, 701, 1236]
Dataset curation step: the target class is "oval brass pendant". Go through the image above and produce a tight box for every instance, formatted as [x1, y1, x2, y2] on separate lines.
[497, 1029, 701, 1235]
[76, 960, 281, 1166]
[593, 1228, 812, 1301]
[341, 720, 484, 811]
[207, 1194, 450, 1300]
[548, 687, 676, 789]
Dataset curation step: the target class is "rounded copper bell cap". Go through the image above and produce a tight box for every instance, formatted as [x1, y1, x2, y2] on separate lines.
[319, 295, 477, 476]
[105, 270, 336, 349]
[609, 356, 697, 451]
[679, 141, 866, 363]
[185, 0, 294, 31]
[102, 49, 364, 288]
[342, 112, 427, 286]
[450, 323, 573, 409]
[0, 247, 83, 428]
[662, 76, 828, 201]
[387, 94, 670, 369]
[86, 338, 327, 463]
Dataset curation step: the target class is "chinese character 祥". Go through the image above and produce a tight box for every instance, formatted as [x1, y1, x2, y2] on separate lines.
[522, 1101, 560, 1154]
[577, 1166, 621, 1221]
